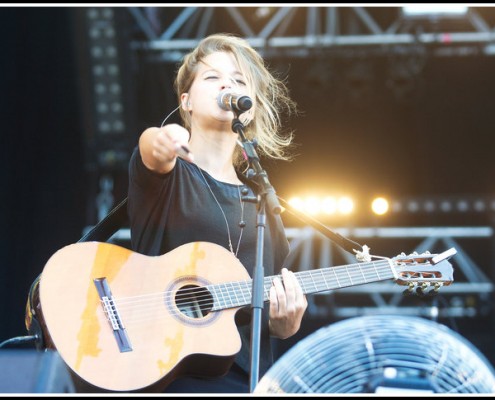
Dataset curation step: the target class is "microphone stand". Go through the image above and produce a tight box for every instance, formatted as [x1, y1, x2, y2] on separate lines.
[230, 114, 281, 393]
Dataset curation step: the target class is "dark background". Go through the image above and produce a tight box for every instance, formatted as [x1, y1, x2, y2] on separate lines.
[1, 5, 495, 383]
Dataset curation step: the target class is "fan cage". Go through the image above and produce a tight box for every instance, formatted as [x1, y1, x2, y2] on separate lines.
[256, 315, 495, 394]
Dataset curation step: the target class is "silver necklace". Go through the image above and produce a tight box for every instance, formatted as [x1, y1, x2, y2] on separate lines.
[196, 166, 245, 257]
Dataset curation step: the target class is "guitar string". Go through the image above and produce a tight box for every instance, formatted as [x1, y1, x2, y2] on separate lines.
[112, 252, 430, 310]
[99, 261, 398, 325]
[111, 259, 395, 307]
[104, 279, 409, 325]
[111, 260, 395, 309]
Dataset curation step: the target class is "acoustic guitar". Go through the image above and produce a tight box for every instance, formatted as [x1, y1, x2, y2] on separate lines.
[38, 241, 456, 392]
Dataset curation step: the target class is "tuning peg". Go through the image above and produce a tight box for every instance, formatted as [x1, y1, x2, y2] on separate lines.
[415, 282, 431, 297]
[416, 282, 440, 298]
[427, 282, 443, 295]
[402, 283, 416, 297]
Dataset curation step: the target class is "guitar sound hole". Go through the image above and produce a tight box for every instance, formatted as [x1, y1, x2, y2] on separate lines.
[175, 285, 213, 319]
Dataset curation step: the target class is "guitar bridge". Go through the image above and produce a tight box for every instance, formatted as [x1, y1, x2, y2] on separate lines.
[94, 278, 132, 353]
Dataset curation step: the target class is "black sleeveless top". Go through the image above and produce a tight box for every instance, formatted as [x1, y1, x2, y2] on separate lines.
[127, 146, 290, 379]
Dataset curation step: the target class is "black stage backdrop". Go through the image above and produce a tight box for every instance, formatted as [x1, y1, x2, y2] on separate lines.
[1, 6, 495, 379]
[0, 8, 86, 346]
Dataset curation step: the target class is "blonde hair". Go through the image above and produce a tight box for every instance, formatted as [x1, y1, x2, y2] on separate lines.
[174, 33, 298, 167]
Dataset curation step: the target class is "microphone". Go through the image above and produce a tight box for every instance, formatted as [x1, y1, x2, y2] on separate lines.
[217, 89, 253, 113]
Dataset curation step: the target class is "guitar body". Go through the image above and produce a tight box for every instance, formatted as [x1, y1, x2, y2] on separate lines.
[39, 241, 249, 392]
[36, 239, 456, 392]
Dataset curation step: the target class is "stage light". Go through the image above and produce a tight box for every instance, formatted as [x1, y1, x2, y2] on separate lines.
[424, 200, 436, 212]
[440, 200, 452, 212]
[287, 195, 355, 217]
[457, 199, 469, 212]
[337, 197, 354, 215]
[473, 200, 486, 212]
[86, 7, 127, 140]
[304, 196, 321, 215]
[407, 200, 420, 213]
[402, 5, 469, 19]
[287, 196, 304, 211]
[321, 197, 337, 215]
[391, 200, 402, 213]
[371, 197, 389, 216]
[254, 7, 272, 19]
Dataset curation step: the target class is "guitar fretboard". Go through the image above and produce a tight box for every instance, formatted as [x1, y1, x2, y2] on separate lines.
[209, 259, 394, 311]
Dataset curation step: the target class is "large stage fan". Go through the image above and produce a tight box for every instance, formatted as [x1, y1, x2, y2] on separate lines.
[256, 315, 495, 394]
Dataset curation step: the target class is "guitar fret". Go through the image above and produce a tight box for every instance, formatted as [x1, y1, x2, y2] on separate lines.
[210, 288, 219, 310]
[238, 282, 249, 304]
[358, 264, 368, 283]
[351, 266, 363, 284]
[317, 273, 327, 292]
[345, 266, 354, 286]
[212, 283, 225, 310]
[264, 278, 272, 302]
[221, 283, 233, 308]
[308, 273, 319, 293]
[320, 269, 330, 290]
[228, 282, 239, 307]
[237, 281, 248, 305]
[332, 268, 342, 288]
[324, 269, 339, 291]
[224, 283, 233, 307]
[294, 273, 320, 294]
[372, 262, 382, 280]
[297, 275, 309, 293]
[335, 267, 350, 287]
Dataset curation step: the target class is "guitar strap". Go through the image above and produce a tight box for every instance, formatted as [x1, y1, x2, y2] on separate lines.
[78, 197, 129, 243]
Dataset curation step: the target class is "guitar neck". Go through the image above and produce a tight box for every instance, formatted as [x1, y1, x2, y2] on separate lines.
[209, 259, 395, 312]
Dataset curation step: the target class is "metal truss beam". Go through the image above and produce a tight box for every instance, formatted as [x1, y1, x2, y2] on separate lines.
[127, 6, 495, 61]
[283, 226, 494, 319]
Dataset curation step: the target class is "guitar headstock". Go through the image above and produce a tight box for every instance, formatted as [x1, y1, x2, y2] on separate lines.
[392, 247, 456, 296]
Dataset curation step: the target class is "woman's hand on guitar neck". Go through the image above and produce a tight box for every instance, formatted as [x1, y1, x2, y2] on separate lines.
[268, 268, 308, 340]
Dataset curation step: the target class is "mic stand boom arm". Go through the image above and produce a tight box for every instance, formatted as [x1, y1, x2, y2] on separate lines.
[277, 197, 366, 257]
